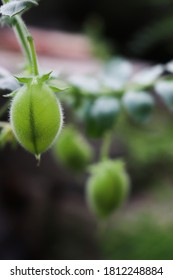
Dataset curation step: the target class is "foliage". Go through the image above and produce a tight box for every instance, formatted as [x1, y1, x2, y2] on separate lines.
[100, 184, 173, 259]
[1, 0, 173, 218]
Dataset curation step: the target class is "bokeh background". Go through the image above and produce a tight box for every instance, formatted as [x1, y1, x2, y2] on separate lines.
[1, 0, 173, 260]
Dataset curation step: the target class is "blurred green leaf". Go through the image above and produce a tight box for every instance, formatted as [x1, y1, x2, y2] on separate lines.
[48, 78, 69, 93]
[68, 75, 102, 96]
[0, 0, 38, 17]
[85, 96, 120, 138]
[165, 61, 173, 73]
[155, 81, 173, 111]
[103, 58, 133, 82]
[123, 91, 154, 123]
[0, 15, 14, 27]
[132, 65, 163, 86]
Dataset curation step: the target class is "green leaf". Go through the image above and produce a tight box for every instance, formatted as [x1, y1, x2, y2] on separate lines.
[48, 79, 69, 93]
[132, 65, 163, 86]
[102, 57, 133, 82]
[0, 0, 38, 17]
[123, 91, 154, 124]
[14, 76, 33, 83]
[166, 61, 173, 73]
[0, 15, 14, 27]
[84, 96, 120, 138]
[39, 72, 52, 83]
[68, 75, 101, 95]
[155, 81, 173, 111]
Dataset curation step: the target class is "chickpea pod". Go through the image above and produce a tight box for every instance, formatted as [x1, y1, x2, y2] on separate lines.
[10, 81, 63, 159]
[86, 160, 130, 218]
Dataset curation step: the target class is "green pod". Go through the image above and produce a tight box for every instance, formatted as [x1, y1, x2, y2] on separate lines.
[53, 126, 93, 171]
[123, 91, 154, 124]
[86, 160, 130, 218]
[10, 82, 63, 156]
[85, 97, 120, 138]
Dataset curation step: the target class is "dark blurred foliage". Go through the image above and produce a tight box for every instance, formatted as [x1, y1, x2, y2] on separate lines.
[22, 0, 173, 61]
[100, 183, 173, 260]
[0, 143, 99, 259]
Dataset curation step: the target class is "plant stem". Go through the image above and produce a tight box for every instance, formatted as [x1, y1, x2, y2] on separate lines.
[13, 16, 32, 67]
[2, 0, 33, 70]
[27, 35, 39, 76]
[100, 132, 112, 160]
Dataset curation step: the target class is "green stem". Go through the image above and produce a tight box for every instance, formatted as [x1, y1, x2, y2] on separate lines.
[2, 0, 32, 70]
[13, 16, 32, 67]
[100, 132, 112, 160]
[27, 35, 39, 76]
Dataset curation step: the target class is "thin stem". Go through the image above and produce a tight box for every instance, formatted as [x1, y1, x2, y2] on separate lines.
[27, 35, 39, 76]
[100, 131, 112, 160]
[13, 16, 32, 67]
[2, 0, 32, 70]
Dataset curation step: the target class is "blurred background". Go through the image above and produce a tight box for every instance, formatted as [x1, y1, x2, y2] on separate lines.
[1, 0, 173, 260]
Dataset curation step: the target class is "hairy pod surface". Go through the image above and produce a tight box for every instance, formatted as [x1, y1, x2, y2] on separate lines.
[10, 82, 63, 156]
[53, 126, 93, 171]
[86, 160, 130, 218]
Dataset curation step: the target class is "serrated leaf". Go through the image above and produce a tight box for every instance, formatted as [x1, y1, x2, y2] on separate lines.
[0, 0, 38, 17]
[155, 81, 173, 111]
[123, 91, 154, 124]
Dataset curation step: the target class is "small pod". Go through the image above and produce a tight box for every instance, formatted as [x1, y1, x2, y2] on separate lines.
[123, 91, 154, 124]
[10, 82, 63, 157]
[86, 160, 130, 218]
[85, 96, 120, 138]
[53, 126, 93, 172]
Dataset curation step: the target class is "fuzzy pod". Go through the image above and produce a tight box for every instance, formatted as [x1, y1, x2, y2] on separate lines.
[53, 126, 93, 171]
[10, 82, 63, 156]
[86, 160, 130, 218]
